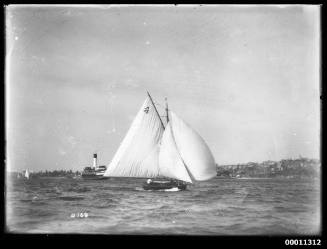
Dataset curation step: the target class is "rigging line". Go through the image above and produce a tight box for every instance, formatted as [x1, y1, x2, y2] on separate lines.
[153, 102, 164, 108]
[153, 102, 169, 110]
[153, 102, 171, 114]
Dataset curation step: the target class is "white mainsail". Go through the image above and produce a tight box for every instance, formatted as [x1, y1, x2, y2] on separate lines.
[169, 111, 216, 181]
[158, 122, 193, 183]
[104, 95, 165, 178]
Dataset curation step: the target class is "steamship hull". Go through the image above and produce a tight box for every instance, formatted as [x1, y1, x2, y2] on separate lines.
[81, 174, 107, 180]
[81, 165, 108, 180]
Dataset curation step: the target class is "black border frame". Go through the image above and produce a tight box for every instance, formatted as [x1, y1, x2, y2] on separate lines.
[1, 3, 325, 247]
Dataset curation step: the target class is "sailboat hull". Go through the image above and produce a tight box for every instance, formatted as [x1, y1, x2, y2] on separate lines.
[142, 179, 187, 191]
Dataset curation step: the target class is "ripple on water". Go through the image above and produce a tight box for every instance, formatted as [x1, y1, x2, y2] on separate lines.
[67, 187, 91, 193]
[58, 196, 85, 201]
[93, 199, 119, 209]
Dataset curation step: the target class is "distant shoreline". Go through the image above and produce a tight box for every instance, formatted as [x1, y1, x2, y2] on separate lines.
[217, 157, 320, 180]
[8, 157, 320, 180]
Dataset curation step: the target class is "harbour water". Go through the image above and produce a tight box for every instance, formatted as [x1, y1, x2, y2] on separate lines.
[6, 176, 320, 235]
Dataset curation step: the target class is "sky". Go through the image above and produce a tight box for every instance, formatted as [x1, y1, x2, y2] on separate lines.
[6, 5, 320, 172]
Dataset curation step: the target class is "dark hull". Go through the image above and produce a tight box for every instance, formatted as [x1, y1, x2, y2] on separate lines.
[81, 175, 107, 180]
[142, 180, 187, 191]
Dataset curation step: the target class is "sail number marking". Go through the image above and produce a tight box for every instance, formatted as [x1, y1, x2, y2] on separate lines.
[144, 106, 149, 113]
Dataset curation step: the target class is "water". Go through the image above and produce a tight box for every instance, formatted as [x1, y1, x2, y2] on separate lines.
[6, 177, 320, 235]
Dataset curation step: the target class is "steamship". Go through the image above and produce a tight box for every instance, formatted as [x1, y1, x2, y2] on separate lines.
[81, 154, 107, 180]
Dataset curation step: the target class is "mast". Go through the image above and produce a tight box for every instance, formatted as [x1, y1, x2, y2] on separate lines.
[147, 91, 165, 129]
[165, 97, 169, 124]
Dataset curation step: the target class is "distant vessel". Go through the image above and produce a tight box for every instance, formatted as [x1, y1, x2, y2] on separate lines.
[81, 154, 107, 180]
[72, 173, 82, 179]
[104, 92, 217, 191]
[24, 169, 30, 179]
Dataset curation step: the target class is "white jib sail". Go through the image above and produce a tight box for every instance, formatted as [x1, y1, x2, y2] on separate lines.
[158, 122, 193, 183]
[170, 111, 216, 181]
[104, 96, 164, 178]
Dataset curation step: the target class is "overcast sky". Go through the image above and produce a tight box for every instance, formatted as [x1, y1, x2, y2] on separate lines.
[6, 5, 320, 172]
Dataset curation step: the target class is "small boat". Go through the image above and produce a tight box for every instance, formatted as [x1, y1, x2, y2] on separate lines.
[81, 154, 107, 180]
[104, 92, 217, 191]
[142, 179, 187, 191]
[24, 169, 30, 179]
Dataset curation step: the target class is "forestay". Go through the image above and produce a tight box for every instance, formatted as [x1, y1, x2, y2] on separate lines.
[104, 96, 164, 178]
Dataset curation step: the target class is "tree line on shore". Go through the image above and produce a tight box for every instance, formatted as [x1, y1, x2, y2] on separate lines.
[216, 157, 320, 178]
[32, 169, 81, 177]
[11, 169, 82, 178]
[11, 157, 320, 179]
